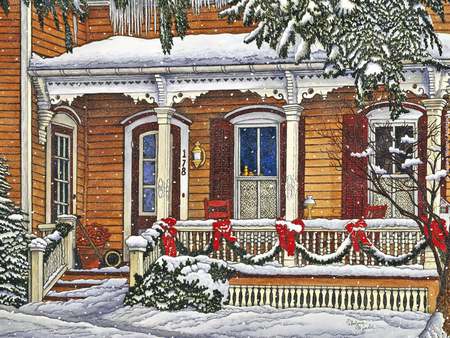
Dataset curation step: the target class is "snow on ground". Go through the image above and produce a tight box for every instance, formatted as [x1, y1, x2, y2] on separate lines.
[0, 277, 431, 337]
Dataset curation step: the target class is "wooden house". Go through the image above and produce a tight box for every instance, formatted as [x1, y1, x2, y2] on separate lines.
[8, 1, 449, 311]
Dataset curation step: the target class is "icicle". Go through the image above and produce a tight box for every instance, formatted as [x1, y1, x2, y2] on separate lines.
[109, 0, 228, 35]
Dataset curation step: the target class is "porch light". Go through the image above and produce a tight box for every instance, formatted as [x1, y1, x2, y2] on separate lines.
[191, 141, 206, 168]
[303, 195, 316, 220]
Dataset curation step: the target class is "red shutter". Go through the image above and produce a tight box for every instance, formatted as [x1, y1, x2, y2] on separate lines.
[418, 114, 428, 216]
[171, 125, 181, 219]
[279, 121, 287, 217]
[342, 114, 368, 218]
[210, 118, 234, 217]
[298, 116, 306, 218]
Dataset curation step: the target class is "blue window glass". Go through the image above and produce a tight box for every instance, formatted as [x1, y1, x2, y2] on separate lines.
[143, 161, 156, 185]
[143, 188, 155, 213]
[240, 128, 257, 175]
[143, 134, 156, 159]
[260, 127, 277, 176]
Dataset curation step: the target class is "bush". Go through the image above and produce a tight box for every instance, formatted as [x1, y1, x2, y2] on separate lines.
[125, 255, 235, 313]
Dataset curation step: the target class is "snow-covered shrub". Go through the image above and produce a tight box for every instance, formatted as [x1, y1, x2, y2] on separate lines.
[0, 158, 29, 307]
[125, 256, 235, 313]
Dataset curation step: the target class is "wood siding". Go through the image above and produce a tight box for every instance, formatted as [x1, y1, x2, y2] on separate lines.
[86, 6, 251, 42]
[32, 8, 87, 56]
[0, 1, 21, 205]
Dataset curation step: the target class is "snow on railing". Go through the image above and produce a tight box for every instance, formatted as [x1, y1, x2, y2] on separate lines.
[126, 218, 436, 287]
[29, 215, 77, 302]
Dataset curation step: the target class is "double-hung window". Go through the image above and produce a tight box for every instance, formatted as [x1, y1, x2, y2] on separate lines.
[370, 122, 417, 217]
[51, 125, 73, 220]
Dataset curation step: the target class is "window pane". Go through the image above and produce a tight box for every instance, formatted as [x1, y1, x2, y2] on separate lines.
[143, 161, 156, 185]
[143, 134, 156, 159]
[260, 127, 277, 176]
[143, 188, 156, 213]
[239, 128, 257, 175]
[375, 126, 393, 174]
[395, 126, 414, 173]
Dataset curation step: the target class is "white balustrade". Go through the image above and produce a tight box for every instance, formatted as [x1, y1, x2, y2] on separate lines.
[29, 215, 77, 302]
[228, 285, 430, 312]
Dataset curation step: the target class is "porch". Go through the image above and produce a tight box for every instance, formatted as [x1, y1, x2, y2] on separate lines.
[29, 216, 440, 313]
[27, 33, 449, 260]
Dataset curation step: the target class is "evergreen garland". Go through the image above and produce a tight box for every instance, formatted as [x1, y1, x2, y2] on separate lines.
[0, 158, 29, 307]
[295, 237, 353, 265]
[362, 238, 428, 266]
[43, 221, 74, 262]
[173, 236, 282, 265]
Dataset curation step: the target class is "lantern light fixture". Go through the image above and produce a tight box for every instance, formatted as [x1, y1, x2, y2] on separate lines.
[191, 141, 206, 168]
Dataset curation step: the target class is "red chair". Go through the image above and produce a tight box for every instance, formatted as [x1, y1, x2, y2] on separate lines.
[204, 199, 232, 219]
[364, 205, 387, 219]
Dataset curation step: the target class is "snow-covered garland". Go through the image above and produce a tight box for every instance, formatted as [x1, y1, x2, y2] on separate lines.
[30, 221, 74, 262]
[143, 217, 431, 267]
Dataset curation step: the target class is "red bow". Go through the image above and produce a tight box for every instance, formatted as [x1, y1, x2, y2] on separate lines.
[345, 219, 372, 252]
[421, 216, 448, 252]
[212, 219, 236, 251]
[276, 219, 304, 256]
[161, 218, 177, 257]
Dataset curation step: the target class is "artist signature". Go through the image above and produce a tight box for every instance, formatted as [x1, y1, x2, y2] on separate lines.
[346, 318, 375, 332]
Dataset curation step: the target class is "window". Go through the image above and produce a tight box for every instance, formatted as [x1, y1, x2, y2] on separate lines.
[370, 121, 417, 218]
[374, 125, 414, 174]
[139, 132, 157, 215]
[236, 126, 278, 219]
[51, 126, 73, 220]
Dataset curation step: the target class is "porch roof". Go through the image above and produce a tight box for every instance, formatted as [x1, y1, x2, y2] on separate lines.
[29, 32, 450, 72]
[29, 33, 327, 71]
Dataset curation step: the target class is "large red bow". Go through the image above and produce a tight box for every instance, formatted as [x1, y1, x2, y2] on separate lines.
[421, 216, 448, 252]
[212, 219, 236, 251]
[161, 217, 177, 256]
[276, 219, 304, 256]
[345, 219, 372, 252]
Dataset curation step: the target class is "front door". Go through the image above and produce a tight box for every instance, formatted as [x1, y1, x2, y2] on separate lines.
[131, 123, 180, 234]
[235, 126, 279, 219]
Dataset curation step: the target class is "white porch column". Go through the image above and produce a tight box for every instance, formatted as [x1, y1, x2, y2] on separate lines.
[421, 99, 447, 214]
[283, 104, 304, 220]
[155, 107, 175, 219]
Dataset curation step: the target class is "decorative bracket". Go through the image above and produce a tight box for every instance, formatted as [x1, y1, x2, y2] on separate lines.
[284, 71, 298, 104]
[32, 78, 54, 145]
[155, 74, 168, 106]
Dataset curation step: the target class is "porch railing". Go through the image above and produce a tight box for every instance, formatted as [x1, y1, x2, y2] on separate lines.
[126, 218, 436, 287]
[228, 285, 430, 312]
[29, 215, 77, 302]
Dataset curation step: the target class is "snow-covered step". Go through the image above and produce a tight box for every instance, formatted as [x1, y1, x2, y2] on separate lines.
[60, 267, 129, 281]
[43, 267, 129, 302]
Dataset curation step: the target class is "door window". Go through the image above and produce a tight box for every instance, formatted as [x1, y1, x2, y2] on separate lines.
[237, 126, 278, 218]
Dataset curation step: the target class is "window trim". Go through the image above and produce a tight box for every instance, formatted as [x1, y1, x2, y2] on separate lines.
[138, 131, 158, 216]
[234, 123, 280, 219]
[46, 112, 78, 224]
[367, 106, 422, 217]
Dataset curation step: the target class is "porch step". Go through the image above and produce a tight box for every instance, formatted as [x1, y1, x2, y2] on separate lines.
[60, 269, 129, 281]
[43, 267, 129, 302]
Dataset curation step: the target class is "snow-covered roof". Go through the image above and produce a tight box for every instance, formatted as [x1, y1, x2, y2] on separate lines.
[29, 33, 326, 70]
[29, 32, 450, 72]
